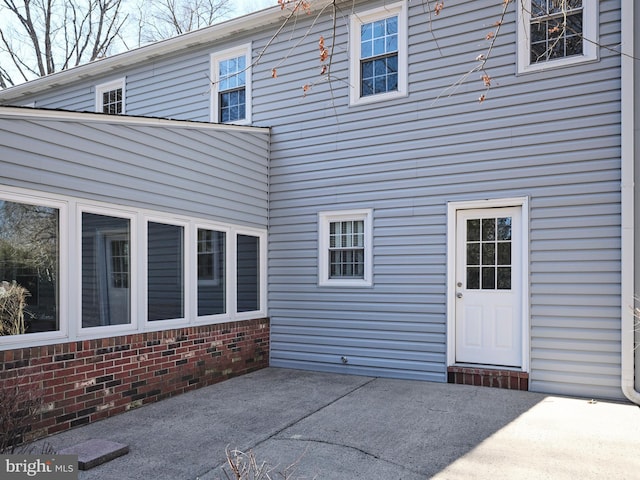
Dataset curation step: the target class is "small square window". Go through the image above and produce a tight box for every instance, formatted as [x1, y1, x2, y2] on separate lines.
[319, 210, 373, 287]
[349, 2, 407, 106]
[95, 78, 125, 114]
[211, 45, 251, 124]
[517, 0, 598, 73]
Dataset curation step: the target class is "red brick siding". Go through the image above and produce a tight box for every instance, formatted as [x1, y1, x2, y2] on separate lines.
[0, 318, 269, 442]
[447, 366, 528, 391]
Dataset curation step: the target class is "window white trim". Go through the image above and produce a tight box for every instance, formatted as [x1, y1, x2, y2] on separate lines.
[232, 227, 267, 320]
[318, 209, 373, 287]
[76, 204, 138, 337]
[349, 1, 407, 106]
[95, 78, 126, 114]
[143, 215, 190, 328]
[0, 187, 69, 348]
[210, 44, 252, 125]
[0, 185, 268, 350]
[193, 222, 231, 324]
[517, 0, 598, 74]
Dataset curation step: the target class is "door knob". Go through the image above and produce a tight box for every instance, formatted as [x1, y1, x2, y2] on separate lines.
[456, 292, 463, 298]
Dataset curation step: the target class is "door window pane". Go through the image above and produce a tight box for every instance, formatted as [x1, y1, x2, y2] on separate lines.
[482, 267, 495, 289]
[237, 234, 260, 313]
[198, 229, 225, 316]
[497, 267, 512, 290]
[82, 213, 131, 327]
[148, 222, 184, 321]
[467, 219, 480, 241]
[467, 267, 480, 289]
[466, 216, 512, 290]
[0, 200, 59, 334]
[482, 218, 496, 241]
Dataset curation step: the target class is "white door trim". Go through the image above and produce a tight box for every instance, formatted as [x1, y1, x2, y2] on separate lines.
[446, 197, 530, 372]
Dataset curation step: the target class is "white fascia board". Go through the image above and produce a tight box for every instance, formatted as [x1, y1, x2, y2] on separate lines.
[0, 106, 269, 134]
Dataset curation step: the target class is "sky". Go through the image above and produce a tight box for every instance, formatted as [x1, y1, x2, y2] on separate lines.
[233, 0, 277, 16]
[0, 0, 280, 87]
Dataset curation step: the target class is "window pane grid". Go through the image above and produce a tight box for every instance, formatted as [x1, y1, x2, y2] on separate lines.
[220, 88, 246, 123]
[530, 0, 583, 63]
[329, 220, 365, 279]
[466, 217, 512, 291]
[218, 55, 246, 122]
[102, 88, 122, 114]
[360, 15, 399, 97]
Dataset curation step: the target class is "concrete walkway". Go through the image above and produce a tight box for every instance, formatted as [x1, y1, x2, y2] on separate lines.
[33, 368, 640, 479]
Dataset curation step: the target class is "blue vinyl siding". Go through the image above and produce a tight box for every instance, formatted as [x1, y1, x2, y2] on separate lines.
[0, 113, 269, 228]
[0, 0, 625, 399]
[260, 0, 623, 399]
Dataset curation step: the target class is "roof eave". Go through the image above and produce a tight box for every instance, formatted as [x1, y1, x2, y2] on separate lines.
[0, 4, 286, 101]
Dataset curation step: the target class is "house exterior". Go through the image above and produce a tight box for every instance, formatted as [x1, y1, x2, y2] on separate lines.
[0, 0, 638, 441]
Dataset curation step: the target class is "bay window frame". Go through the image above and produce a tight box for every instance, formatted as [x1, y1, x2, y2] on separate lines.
[0, 187, 68, 347]
[0, 185, 267, 351]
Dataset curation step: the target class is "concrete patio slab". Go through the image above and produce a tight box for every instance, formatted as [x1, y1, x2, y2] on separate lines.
[30, 368, 640, 480]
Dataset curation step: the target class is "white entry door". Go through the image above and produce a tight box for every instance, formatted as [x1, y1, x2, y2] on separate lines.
[455, 207, 522, 367]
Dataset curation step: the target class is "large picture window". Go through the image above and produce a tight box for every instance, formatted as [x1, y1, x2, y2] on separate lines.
[148, 222, 184, 321]
[0, 200, 59, 335]
[0, 187, 267, 348]
[82, 212, 131, 327]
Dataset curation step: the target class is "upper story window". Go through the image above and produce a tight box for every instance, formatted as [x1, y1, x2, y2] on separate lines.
[318, 209, 373, 287]
[211, 45, 251, 124]
[349, 1, 407, 106]
[517, 0, 598, 73]
[95, 78, 125, 114]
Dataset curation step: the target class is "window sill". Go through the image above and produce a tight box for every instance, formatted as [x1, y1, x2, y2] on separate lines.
[319, 279, 373, 288]
[349, 90, 407, 108]
[517, 54, 598, 75]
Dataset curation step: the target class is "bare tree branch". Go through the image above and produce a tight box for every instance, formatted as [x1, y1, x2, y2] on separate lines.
[0, 0, 126, 86]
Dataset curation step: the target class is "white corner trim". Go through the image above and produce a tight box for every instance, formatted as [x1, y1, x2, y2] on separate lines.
[620, 0, 640, 405]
